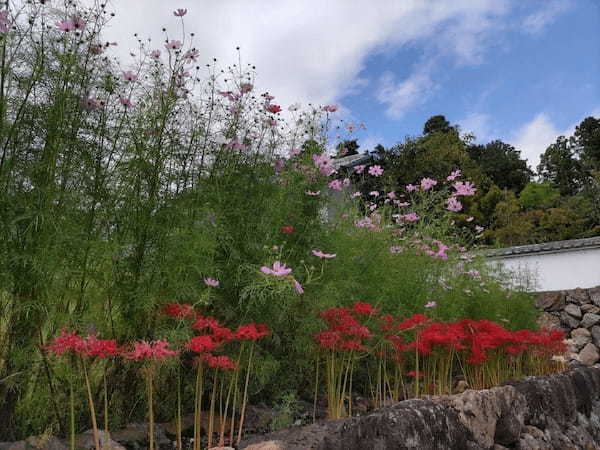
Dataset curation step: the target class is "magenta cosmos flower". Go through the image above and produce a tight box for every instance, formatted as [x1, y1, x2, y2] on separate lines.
[447, 169, 461, 181]
[0, 11, 11, 33]
[312, 250, 336, 259]
[328, 179, 343, 191]
[122, 71, 138, 82]
[260, 261, 292, 277]
[322, 105, 339, 113]
[173, 8, 187, 17]
[165, 40, 182, 50]
[368, 165, 383, 177]
[204, 278, 219, 287]
[453, 181, 476, 196]
[293, 279, 304, 294]
[420, 178, 437, 191]
[401, 212, 420, 222]
[446, 196, 462, 212]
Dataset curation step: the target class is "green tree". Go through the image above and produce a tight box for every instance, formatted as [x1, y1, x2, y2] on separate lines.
[519, 182, 560, 210]
[467, 140, 532, 192]
[423, 115, 453, 135]
[574, 116, 600, 170]
[537, 136, 582, 196]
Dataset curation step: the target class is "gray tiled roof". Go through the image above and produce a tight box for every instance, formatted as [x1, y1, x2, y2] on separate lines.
[483, 236, 600, 258]
[332, 153, 371, 170]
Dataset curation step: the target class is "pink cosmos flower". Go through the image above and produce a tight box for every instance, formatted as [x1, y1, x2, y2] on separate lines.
[204, 278, 219, 287]
[447, 169, 461, 181]
[453, 181, 476, 196]
[420, 178, 437, 191]
[406, 184, 418, 192]
[351, 191, 361, 198]
[328, 179, 343, 191]
[446, 197, 462, 212]
[425, 301, 437, 309]
[369, 191, 379, 197]
[293, 279, 304, 294]
[389, 246, 403, 254]
[322, 105, 339, 113]
[396, 201, 410, 207]
[401, 212, 420, 222]
[240, 83, 253, 94]
[174, 8, 187, 17]
[354, 165, 366, 174]
[312, 249, 336, 259]
[72, 18, 86, 30]
[0, 11, 11, 34]
[305, 190, 320, 196]
[122, 71, 138, 82]
[56, 20, 75, 32]
[289, 148, 301, 156]
[274, 159, 285, 172]
[165, 40, 182, 50]
[150, 50, 161, 59]
[475, 225, 484, 233]
[466, 216, 474, 222]
[312, 154, 334, 176]
[260, 261, 292, 277]
[266, 104, 282, 114]
[183, 49, 199, 63]
[387, 191, 397, 199]
[119, 97, 133, 109]
[368, 165, 383, 177]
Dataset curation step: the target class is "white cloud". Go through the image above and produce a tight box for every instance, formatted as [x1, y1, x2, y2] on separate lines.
[99, 0, 512, 114]
[522, 0, 572, 34]
[458, 113, 492, 142]
[376, 65, 437, 119]
[510, 113, 573, 170]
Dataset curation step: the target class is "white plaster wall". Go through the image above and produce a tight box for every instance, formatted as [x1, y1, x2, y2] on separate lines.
[488, 247, 600, 291]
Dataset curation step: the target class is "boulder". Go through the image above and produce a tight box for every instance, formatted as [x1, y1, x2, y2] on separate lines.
[578, 344, 600, 366]
[567, 288, 591, 305]
[536, 312, 561, 331]
[581, 304, 600, 315]
[581, 313, 600, 329]
[535, 291, 565, 312]
[591, 326, 600, 346]
[571, 328, 592, 350]
[560, 312, 580, 329]
[564, 303, 582, 319]
[589, 287, 600, 307]
[75, 431, 125, 450]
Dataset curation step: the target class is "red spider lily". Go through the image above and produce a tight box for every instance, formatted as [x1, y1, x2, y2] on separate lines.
[352, 302, 378, 316]
[397, 314, 429, 331]
[235, 323, 270, 341]
[122, 340, 179, 361]
[204, 354, 236, 370]
[407, 370, 424, 378]
[339, 339, 366, 352]
[315, 330, 342, 349]
[211, 325, 236, 344]
[162, 303, 196, 319]
[45, 329, 85, 355]
[192, 315, 220, 332]
[79, 335, 120, 359]
[280, 225, 294, 234]
[186, 335, 218, 353]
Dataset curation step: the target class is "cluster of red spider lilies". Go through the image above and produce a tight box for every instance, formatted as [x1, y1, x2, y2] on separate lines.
[45, 303, 269, 450]
[314, 302, 567, 419]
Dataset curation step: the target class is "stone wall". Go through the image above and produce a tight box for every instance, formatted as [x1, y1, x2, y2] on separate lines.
[536, 286, 600, 366]
[239, 366, 600, 450]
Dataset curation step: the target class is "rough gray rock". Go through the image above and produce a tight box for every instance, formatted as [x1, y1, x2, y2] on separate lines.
[567, 288, 591, 305]
[560, 311, 581, 329]
[589, 287, 600, 307]
[565, 303, 583, 319]
[581, 304, 600, 315]
[579, 344, 600, 366]
[535, 292, 565, 312]
[581, 313, 600, 329]
[536, 312, 561, 331]
[592, 326, 600, 346]
[571, 328, 592, 350]
[241, 368, 600, 450]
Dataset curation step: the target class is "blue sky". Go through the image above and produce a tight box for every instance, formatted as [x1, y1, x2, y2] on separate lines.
[108, 0, 599, 169]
